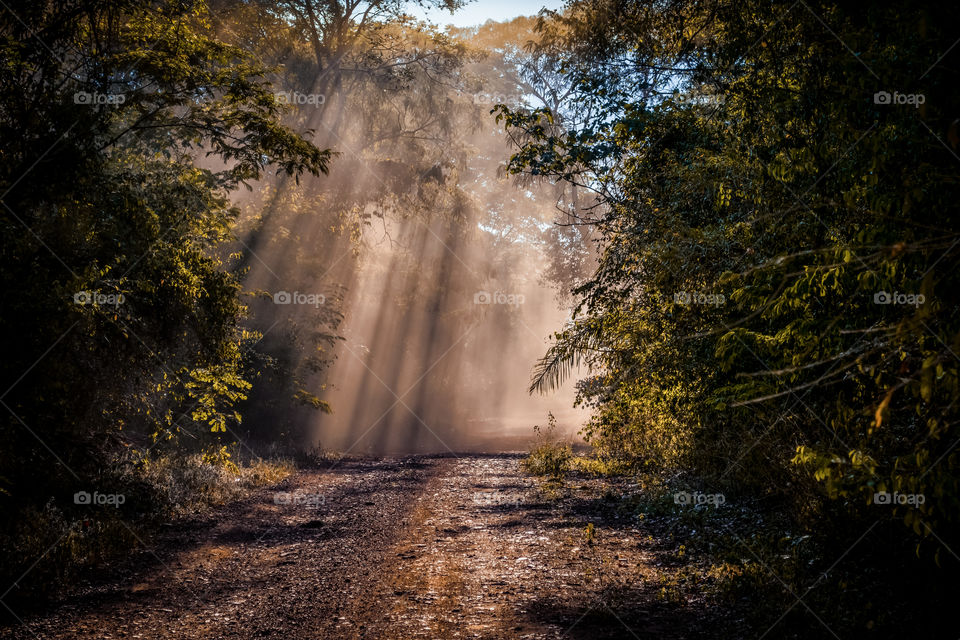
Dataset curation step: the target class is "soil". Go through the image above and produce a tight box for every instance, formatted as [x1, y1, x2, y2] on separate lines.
[1, 455, 725, 639]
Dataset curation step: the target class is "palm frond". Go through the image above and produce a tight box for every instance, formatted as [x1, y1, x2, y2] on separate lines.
[529, 320, 605, 394]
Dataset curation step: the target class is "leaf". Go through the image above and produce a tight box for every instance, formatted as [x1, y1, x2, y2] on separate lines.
[875, 387, 895, 428]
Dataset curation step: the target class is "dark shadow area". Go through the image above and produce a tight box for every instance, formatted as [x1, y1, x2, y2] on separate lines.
[0, 456, 443, 629]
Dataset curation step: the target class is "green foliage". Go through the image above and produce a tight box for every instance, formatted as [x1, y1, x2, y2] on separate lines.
[521, 413, 574, 479]
[502, 0, 960, 630]
[0, 0, 328, 603]
[569, 455, 635, 477]
[583, 521, 596, 545]
[503, 0, 960, 591]
[0, 0, 327, 476]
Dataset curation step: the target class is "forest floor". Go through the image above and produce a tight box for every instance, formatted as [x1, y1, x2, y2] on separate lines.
[1, 455, 735, 639]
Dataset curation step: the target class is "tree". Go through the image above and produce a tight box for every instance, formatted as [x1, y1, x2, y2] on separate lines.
[501, 0, 960, 606]
[0, 0, 328, 511]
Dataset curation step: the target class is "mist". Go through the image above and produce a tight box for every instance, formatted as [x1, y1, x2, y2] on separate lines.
[217, 9, 595, 454]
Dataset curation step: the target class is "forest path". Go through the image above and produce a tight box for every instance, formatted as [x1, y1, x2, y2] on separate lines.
[4, 455, 706, 639]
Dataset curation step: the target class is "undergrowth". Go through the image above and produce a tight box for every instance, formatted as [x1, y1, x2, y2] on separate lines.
[0, 451, 294, 610]
[521, 418, 956, 638]
[520, 413, 573, 480]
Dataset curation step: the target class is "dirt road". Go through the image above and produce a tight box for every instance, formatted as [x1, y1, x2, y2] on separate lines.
[2, 455, 715, 639]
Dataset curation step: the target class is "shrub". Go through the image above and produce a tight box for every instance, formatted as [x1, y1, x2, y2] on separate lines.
[521, 413, 574, 479]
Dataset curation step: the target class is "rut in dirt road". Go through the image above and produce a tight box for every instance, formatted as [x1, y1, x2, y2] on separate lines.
[4, 455, 710, 640]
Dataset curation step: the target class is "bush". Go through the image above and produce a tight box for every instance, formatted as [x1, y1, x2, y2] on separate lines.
[521, 413, 574, 479]
[0, 453, 294, 610]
